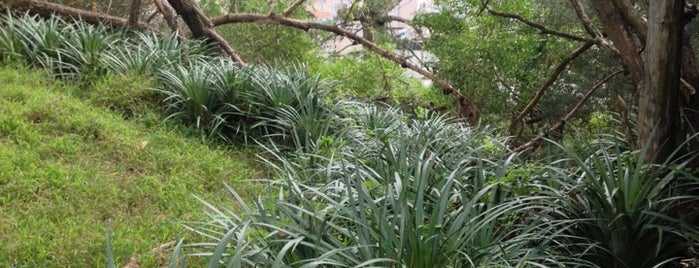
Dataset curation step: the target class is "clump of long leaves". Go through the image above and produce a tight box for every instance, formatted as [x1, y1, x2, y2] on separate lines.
[102, 31, 216, 76]
[154, 58, 239, 140]
[543, 138, 699, 268]
[179, 110, 595, 267]
[182, 107, 699, 267]
[0, 13, 120, 81]
[153, 58, 337, 144]
[233, 65, 337, 150]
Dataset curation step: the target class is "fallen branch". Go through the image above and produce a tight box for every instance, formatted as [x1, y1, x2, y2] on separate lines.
[4, 0, 153, 30]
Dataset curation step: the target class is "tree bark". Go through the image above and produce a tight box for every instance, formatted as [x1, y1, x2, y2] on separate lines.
[128, 0, 142, 29]
[640, 0, 684, 163]
[166, 0, 245, 64]
[588, 0, 646, 91]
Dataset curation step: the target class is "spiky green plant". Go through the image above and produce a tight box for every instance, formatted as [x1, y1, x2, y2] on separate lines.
[0, 13, 66, 66]
[155, 59, 236, 140]
[51, 22, 117, 81]
[102, 32, 216, 77]
[181, 111, 591, 267]
[540, 138, 699, 268]
[0, 12, 26, 63]
[228, 65, 338, 150]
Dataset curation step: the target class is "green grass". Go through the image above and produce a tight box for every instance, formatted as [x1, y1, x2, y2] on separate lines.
[0, 66, 264, 267]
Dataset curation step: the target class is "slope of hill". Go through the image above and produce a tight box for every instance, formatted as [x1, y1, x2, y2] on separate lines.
[0, 66, 264, 267]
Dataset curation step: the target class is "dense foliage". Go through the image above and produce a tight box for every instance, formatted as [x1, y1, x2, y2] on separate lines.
[1, 8, 699, 268]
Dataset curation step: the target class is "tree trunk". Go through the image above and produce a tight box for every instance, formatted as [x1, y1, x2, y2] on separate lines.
[640, 0, 683, 163]
[166, 0, 211, 39]
[128, 0, 142, 29]
[588, 0, 646, 90]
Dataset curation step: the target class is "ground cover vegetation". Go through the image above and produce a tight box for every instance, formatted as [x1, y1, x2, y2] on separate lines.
[1, 0, 699, 267]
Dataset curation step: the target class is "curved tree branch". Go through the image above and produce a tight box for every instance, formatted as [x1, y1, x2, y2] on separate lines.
[4, 0, 153, 30]
[485, 5, 593, 43]
[509, 41, 594, 137]
[166, 0, 245, 65]
[568, 0, 602, 39]
[211, 13, 480, 124]
[509, 69, 624, 154]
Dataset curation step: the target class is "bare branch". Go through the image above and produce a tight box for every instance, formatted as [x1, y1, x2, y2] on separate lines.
[568, 0, 602, 38]
[509, 69, 624, 154]
[204, 28, 247, 65]
[509, 41, 594, 136]
[166, 0, 245, 65]
[281, 0, 307, 17]
[613, 0, 647, 43]
[5, 0, 154, 30]
[485, 5, 593, 43]
[211, 13, 480, 124]
[154, 0, 179, 31]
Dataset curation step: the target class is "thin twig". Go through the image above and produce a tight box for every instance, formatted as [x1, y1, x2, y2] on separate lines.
[486, 5, 593, 43]
[281, 0, 307, 17]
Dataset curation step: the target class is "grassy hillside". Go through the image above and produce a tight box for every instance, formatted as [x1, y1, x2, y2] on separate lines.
[0, 66, 264, 267]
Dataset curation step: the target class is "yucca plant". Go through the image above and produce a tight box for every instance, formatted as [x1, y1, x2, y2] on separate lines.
[0, 13, 26, 63]
[102, 32, 216, 77]
[101, 36, 161, 77]
[1, 13, 67, 66]
[51, 22, 118, 81]
[233, 65, 338, 151]
[155, 59, 237, 140]
[180, 112, 591, 267]
[541, 137, 699, 268]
